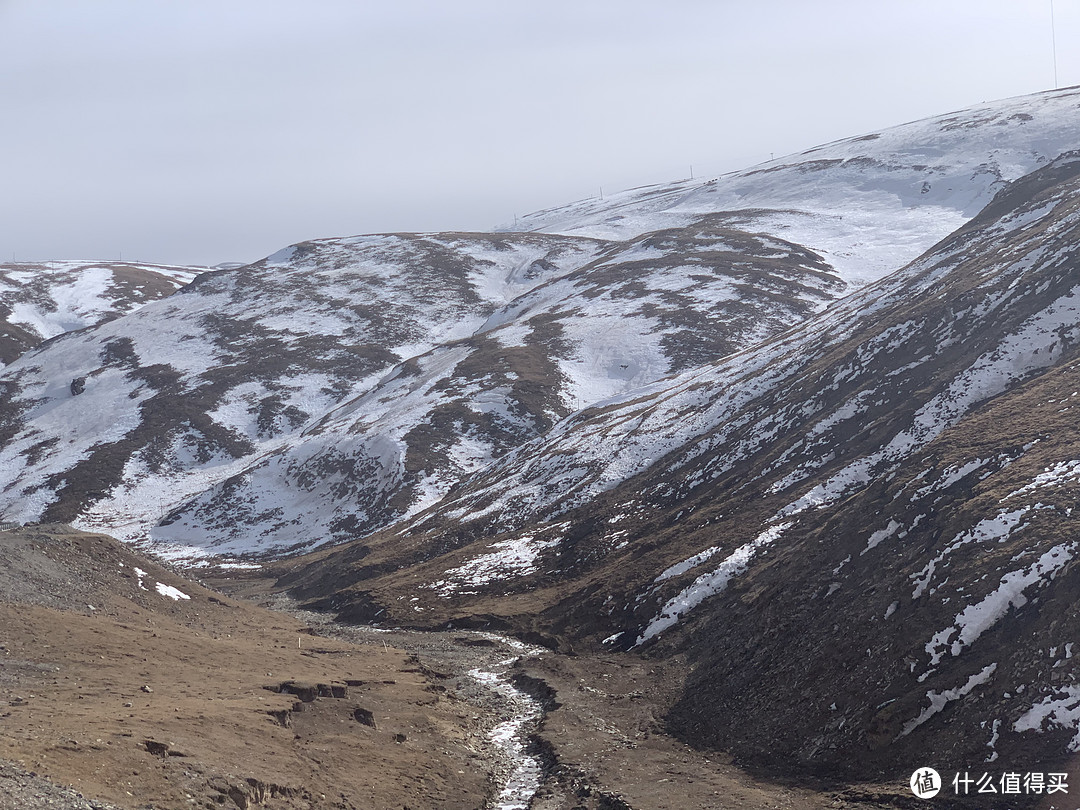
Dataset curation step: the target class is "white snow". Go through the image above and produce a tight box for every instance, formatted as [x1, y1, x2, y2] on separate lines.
[910, 507, 1039, 600]
[508, 88, 1080, 290]
[1015, 685, 1080, 751]
[433, 533, 561, 594]
[1004, 459, 1080, 500]
[154, 582, 191, 601]
[899, 663, 997, 737]
[635, 521, 791, 645]
[863, 520, 901, 555]
[925, 542, 1076, 665]
[655, 545, 723, 583]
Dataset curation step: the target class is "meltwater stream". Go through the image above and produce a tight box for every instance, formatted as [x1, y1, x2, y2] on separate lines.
[465, 633, 546, 810]
[261, 597, 549, 810]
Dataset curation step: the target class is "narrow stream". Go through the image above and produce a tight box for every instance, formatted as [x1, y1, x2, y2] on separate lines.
[260, 596, 548, 810]
[465, 633, 546, 810]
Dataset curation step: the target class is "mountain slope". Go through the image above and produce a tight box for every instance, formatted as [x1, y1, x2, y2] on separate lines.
[0, 227, 847, 558]
[285, 149, 1080, 777]
[149, 219, 841, 555]
[0, 233, 605, 547]
[0, 261, 201, 366]
[4, 89, 1080, 564]
[507, 86, 1080, 287]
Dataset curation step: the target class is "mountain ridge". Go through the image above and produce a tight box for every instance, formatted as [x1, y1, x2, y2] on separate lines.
[6, 88, 1080, 565]
[282, 146, 1080, 778]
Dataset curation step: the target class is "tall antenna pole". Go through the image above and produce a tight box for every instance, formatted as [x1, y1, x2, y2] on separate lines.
[1052, 0, 1060, 89]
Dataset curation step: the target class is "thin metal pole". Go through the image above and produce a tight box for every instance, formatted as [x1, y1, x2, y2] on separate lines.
[1052, 0, 1060, 89]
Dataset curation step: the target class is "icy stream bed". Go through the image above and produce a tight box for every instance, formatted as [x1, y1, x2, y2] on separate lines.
[258, 595, 549, 809]
[466, 633, 546, 810]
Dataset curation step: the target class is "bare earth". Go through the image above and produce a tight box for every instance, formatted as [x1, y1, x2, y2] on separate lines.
[0, 525, 967, 809]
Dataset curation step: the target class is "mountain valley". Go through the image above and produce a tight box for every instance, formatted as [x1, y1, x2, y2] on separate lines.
[4, 87, 1080, 808]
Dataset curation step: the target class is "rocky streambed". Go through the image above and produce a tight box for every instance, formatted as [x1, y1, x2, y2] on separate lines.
[262, 596, 550, 810]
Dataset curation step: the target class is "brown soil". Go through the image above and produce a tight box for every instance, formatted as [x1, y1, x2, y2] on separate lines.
[520, 653, 924, 810]
[0, 525, 964, 810]
[0, 525, 491, 810]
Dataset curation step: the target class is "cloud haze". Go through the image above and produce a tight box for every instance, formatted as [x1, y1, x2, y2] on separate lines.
[1, 0, 1075, 266]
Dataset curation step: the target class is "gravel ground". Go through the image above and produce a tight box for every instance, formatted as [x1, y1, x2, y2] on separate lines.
[0, 761, 123, 810]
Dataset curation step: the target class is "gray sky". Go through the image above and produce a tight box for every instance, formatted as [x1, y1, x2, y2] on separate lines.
[1, 0, 1076, 267]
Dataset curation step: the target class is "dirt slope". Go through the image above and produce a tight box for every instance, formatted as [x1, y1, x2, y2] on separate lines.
[0, 524, 491, 810]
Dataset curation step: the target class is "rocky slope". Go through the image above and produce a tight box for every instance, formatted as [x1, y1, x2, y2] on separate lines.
[285, 146, 1080, 780]
[0, 261, 201, 367]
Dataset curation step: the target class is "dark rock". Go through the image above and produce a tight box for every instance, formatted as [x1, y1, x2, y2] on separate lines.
[353, 707, 377, 728]
[278, 681, 317, 702]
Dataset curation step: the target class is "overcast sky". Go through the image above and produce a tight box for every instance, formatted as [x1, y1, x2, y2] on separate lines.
[1, 1, 1076, 267]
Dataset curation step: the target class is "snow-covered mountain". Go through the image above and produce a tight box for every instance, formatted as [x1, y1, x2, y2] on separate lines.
[0, 227, 842, 556]
[290, 145, 1080, 776]
[5, 85, 1080, 780]
[506, 87, 1080, 287]
[6, 88, 1080, 564]
[0, 261, 201, 366]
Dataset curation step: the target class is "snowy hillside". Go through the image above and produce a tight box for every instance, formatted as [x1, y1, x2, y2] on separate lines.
[0, 224, 846, 557]
[292, 148, 1080, 775]
[149, 219, 842, 555]
[507, 86, 1080, 286]
[3, 88, 1080, 565]
[2, 87, 1080, 565]
[0, 234, 603, 545]
[0, 261, 200, 365]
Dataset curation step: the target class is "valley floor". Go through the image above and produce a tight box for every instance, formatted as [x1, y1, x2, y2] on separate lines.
[0, 524, 1001, 810]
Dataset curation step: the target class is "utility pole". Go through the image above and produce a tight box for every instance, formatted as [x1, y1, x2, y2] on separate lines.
[1052, 0, 1060, 89]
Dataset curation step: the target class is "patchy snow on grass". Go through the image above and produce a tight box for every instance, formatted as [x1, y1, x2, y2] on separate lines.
[433, 533, 561, 594]
[899, 663, 997, 737]
[155, 582, 191, 601]
[863, 520, 902, 555]
[778, 282, 1080, 521]
[635, 521, 791, 645]
[911, 507, 1040, 599]
[910, 457, 996, 502]
[925, 542, 1076, 665]
[1015, 684, 1080, 751]
[654, 545, 723, 583]
[1005, 459, 1080, 500]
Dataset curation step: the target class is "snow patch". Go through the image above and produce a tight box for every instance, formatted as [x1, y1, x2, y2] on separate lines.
[635, 521, 791, 645]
